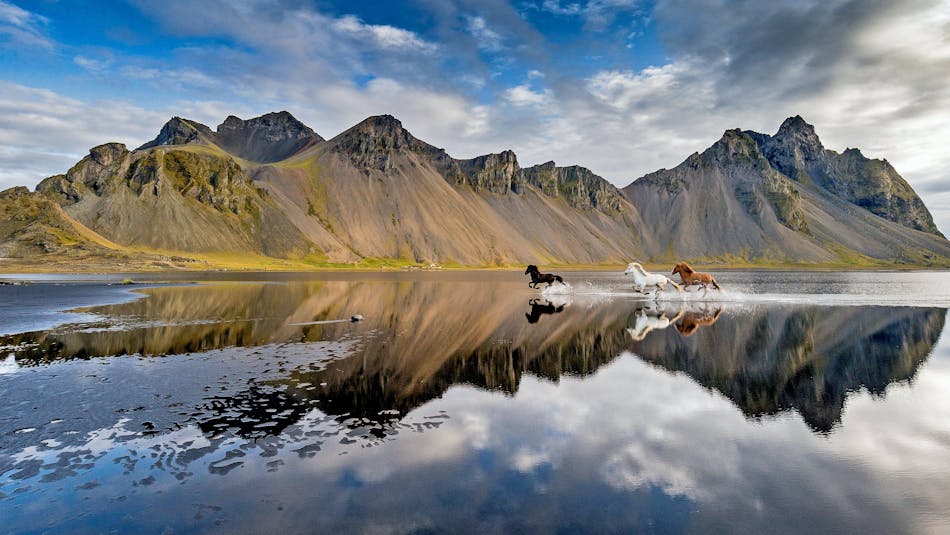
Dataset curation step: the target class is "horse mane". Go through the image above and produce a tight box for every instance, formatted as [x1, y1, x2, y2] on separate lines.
[675, 262, 695, 274]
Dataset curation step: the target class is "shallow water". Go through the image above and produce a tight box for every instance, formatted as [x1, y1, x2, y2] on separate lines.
[1, 270, 949, 533]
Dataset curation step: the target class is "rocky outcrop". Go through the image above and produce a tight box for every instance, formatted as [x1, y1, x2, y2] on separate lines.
[826, 148, 940, 236]
[748, 116, 941, 236]
[38, 143, 132, 204]
[522, 162, 625, 214]
[455, 150, 522, 194]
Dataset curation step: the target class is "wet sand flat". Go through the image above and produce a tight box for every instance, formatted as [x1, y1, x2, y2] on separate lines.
[2, 270, 950, 533]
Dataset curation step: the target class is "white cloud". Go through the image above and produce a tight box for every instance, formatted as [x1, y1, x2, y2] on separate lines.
[504, 84, 552, 108]
[539, 0, 646, 29]
[120, 65, 221, 89]
[541, 0, 583, 15]
[332, 15, 437, 53]
[73, 55, 113, 73]
[0, 0, 52, 49]
[465, 15, 503, 52]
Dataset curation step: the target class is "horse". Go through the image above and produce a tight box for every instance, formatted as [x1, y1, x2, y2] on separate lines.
[624, 262, 683, 294]
[525, 298, 565, 324]
[626, 307, 684, 341]
[672, 262, 721, 291]
[675, 306, 723, 336]
[524, 265, 564, 288]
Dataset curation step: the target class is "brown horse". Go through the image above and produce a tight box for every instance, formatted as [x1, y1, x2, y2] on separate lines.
[672, 262, 721, 290]
[524, 265, 564, 288]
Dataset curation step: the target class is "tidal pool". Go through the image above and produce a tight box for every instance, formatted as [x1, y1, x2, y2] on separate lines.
[1, 270, 949, 533]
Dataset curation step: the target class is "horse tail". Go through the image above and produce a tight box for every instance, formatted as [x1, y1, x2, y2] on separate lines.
[555, 275, 564, 284]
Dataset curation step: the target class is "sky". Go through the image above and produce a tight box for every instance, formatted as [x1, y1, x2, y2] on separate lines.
[1, 0, 949, 232]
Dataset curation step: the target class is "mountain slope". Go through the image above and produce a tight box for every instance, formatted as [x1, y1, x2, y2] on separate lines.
[7, 111, 949, 268]
[623, 119, 950, 264]
[252, 114, 652, 264]
[0, 186, 119, 258]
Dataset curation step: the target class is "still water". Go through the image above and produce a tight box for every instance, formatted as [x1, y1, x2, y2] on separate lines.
[1, 270, 949, 534]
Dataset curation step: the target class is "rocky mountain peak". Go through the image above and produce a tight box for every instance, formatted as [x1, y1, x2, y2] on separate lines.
[347, 114, 407, 137]
[701, 129, 764, 164]
[773, 115, 824, 152]
[213, 111, 322, 163]
[331, 115, 435, 171]
[219, 115, 244, 130]
[216, 111, 319, 142]
[136, 117, 213, 151]
[754, 115, 828, 185]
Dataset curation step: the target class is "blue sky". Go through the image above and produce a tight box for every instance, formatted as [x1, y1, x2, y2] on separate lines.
[4, 0, 663, 107]
[2, 0, 950, 232]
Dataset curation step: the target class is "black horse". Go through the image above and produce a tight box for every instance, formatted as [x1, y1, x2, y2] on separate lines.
[524, 265, 564, 288]
[525, 298, 565, 324]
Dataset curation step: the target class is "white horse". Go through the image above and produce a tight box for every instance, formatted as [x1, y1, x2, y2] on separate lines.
[626, 308, 684, 341]
[624, 262, 683, 294]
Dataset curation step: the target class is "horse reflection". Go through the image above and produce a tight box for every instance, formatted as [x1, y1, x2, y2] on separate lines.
[627, 304, 725, 341]
[525, 298, 566, 324]
[675, 306, 724, 336]
[626, 307, 684, 341]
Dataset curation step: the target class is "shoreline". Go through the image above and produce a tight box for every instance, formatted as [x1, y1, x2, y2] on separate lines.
[2, 262, 949, 278]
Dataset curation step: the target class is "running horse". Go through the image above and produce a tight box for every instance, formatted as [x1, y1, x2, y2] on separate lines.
[524, 265, 565, 288]
[624, 262, 682, 294]
[672, 262, 722, 291]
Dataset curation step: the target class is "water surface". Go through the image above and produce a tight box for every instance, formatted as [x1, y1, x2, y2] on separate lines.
[1, 270, 949, 533]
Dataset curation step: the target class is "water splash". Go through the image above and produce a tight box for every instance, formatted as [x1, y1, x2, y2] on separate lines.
[540, 282, 573, 297]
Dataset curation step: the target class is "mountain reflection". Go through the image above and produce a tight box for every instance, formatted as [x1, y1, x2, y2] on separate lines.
[628, 305, 946, 432]
[2, 280, 945, 436]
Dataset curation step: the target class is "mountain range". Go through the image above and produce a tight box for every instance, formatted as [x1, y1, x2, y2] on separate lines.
[2, 111, 948, 269]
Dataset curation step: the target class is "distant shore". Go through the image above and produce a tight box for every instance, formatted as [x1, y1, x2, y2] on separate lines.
[1, 256, 948, 275]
